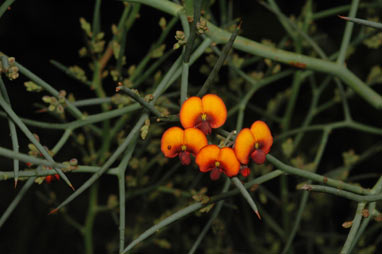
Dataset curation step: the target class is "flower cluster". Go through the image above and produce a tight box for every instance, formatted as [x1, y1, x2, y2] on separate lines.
[161, 94, 273, 180]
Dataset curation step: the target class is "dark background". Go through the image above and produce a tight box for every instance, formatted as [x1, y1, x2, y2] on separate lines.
[0, 1, 381, 253]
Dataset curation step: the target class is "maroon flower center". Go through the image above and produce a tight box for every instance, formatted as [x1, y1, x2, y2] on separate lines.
[251, 149, 266, 164]
[210, 167, 222, 180]
[240, 167, 251, 177]
[248, 141, 266, 164]
[195, 113, 212, 135]
[209, 161, 222, 180]
[179, 151, 191, 165]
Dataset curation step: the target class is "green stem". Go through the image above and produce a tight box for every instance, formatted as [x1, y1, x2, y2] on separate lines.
[0, 77, 19, 186]
[282, 71, 305, 131]
[91, 60, 112, 164]
[266, 154, 371, 195]
[0, 126, 78, 229]
[0, 165, 125, 181]
[293, 76, 331, 151]
[50, 114, 147, 213]
[118, 138, 137, 253]
[132, 49, 174, 87]
[0, 96, 74, 189]
[49, 60, 92, 86]
[183, 0, 201, 63]
[130, 16, 178, 83]
[123, 202, 203, 253]
[348, 177, 382, 252]
[276, 120, 382, 141]
[164, 38, 212, 93]
[219, 0, 227, 26]
[51, 129, 72, 155]
[336, 0, 359, 65]
[16, 62, 85, 118]
[92, 0, 102, 38]
[334, 78, 352, 121]
[126, 0, 382, 109]
[229, 67, 293, 131]
[0, 176, 35, 228]
[119, 86, 162, 117]
[152, 54, 183, 99]
[72, 97, 112, 107]
[282, 129, 330, 253]
[280, 174, 289, 241]
[122, 170, 283, 253]
[339, 16, 382, 30]
[84, 182, 99, 254]
[197, 21, 240, 96]
[180, 60, 189, 104]
[340, 202, 366, 254]
[281, 190, 309, 254]
[116, 4, 141, 77]
[300, 185, 382, 202]
[108, 114, 130, 142]
[125, 162, 181, 200]
[188, 178, 230, 254]
[261, 0, 326, 59]
[312, 3, 380, 20]
[0, 0, 14, 19]
[2, 103, 140, 131]
[231, 176, 261, 219]
[48, 34, 211, 213]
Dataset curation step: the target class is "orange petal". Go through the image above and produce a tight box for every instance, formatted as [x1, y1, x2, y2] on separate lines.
[195, 145, 220, 173]
[218, 147, 240, 177]
[250, 121, 273, 154]
[202, 94, 227, 128]
[234, 128, 255, 164]
[180, 97, 203, 129]
[161, 127, 184, 158]
[183, 128, 208, 155]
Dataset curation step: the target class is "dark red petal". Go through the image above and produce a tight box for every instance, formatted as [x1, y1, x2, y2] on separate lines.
[240, 167, 251, 177]
[251, 149, 266, 164]
[179, 151, 191, 165]
[210, 168, 222, 181]
[196, 121, 212, 135]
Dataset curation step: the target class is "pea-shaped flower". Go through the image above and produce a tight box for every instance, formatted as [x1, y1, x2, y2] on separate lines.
[180, 94, 227, 135]
[195, 145, 240, 180]
[161, 127, 207, 165]
[234, 121, 273, 165]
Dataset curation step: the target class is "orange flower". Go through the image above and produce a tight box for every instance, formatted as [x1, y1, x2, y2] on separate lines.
[180, 94, 227, 135]
[195, 145, 240, 180]
[161, 127, 208, 165]
[234, 120, 273, 165]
